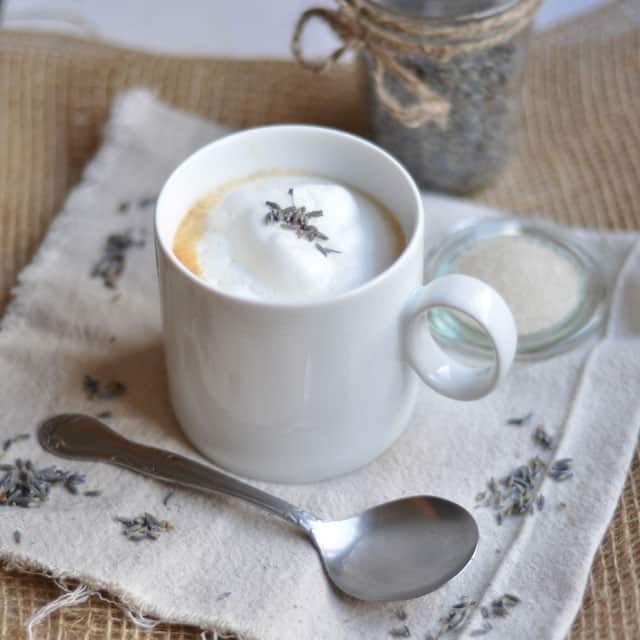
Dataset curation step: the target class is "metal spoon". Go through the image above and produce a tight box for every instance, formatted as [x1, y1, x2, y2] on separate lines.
[38, 414, 478, 602]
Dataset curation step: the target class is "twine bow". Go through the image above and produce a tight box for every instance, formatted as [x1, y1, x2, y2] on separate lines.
[291, 0, 541, 128]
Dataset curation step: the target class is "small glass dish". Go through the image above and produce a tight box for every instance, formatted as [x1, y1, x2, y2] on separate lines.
[426, 218, 608, 360]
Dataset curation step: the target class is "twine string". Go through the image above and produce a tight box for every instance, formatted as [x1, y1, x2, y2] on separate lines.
[291, 0, 541, 127]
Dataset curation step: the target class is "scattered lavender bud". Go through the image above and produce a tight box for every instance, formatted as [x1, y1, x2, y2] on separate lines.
[394, 607, 408, 621]
[2, 433, 30, 453]
[163, 491, 174, 507]
[91, 230, 145, 288]
[83, 374, 127, 400]
[116, 513, 172, 541]
[0, 459, 90, 508]
[506, 412, 533, 426]
[389, 624, 410, 638]
[549, 458, 574, 481]
[138, 197, 157, 208]
[533, 426, 554, 450]
[439, 597, 476, 633]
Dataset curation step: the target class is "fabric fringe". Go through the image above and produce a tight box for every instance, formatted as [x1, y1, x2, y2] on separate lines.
[200, 631, 239, 640]
[4, 556, 241, 638]
[27, 584, 92, 640]
[3, 557, 163, 635]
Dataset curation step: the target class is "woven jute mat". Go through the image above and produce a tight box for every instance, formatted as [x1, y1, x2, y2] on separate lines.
[1, 1, 639, 637]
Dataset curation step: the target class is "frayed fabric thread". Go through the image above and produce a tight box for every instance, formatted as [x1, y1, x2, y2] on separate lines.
[25, 580, 162, 637]
[27, 584, 92, 640]
[2, 559, 161, 637]
[7, 559, 238, 638]
[26, 581, 162, 637]
[200, 631, 238, 640]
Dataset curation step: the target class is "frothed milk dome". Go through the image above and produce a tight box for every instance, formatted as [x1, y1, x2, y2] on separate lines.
[177, 175, 403, 302]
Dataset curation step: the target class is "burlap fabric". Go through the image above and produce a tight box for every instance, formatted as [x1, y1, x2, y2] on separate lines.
[0, 1, 638, 637]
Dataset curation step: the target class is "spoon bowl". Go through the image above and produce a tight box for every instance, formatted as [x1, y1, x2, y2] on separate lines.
[39, 414, 478, 602]
[311, 497, 478, 601]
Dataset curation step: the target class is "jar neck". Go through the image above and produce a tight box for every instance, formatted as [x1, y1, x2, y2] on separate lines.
[363, 0, 537, 44]
[369, 0, 524, 24]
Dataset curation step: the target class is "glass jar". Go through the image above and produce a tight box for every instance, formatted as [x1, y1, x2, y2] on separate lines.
[360, 0, 539, 194]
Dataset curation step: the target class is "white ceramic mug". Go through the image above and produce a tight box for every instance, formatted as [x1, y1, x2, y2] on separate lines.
[155, 126, 517, 483]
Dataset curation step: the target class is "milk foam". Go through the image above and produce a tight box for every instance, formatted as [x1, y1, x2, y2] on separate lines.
[175, 175, 403, 301]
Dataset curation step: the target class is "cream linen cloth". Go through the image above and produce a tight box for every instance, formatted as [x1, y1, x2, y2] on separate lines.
[1, 90, 639, 640]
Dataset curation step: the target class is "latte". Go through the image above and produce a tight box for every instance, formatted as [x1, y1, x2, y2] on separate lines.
[173, 173, 404, 301]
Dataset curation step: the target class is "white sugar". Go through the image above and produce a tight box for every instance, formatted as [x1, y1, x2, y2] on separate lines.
[451, 236, 582, 335]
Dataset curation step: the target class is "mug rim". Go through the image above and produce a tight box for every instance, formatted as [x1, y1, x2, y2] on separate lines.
[154, 124, 424, 310]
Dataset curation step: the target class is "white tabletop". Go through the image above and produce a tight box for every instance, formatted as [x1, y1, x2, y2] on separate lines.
[3, 0, 608, 58]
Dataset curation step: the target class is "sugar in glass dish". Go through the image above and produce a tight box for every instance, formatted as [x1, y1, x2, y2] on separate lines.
[426, 218, 608, 359]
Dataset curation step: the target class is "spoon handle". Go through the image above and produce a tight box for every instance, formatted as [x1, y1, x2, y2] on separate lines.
[38, 414, 317, 530]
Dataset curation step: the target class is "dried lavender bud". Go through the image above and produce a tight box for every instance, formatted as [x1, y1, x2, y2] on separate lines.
[83, 374, 100, 398]
[549, 458, 574, 481]
[315, 243, 342, 257]
[0, 459, 89, 508]
[491, 599, 509, 617]
[83, 375, 127, 400]
[470, 624, 492, 637]
[91, 230, 145, 288]
[489, 593, 521, 619]
[506, 412, 533, 426]
[163, 491, 174, 507]
[394, 607, 408, 621]
[137, 197, 157, 208]
[533, 426, 555, 450]
[2, 433, 30, 452]
[116, 513, 172, 541]
[439, 596, 476, 633]
[389, 624, 410, 638]
[476, 455, 550, 524]
[64, 473, 86, 495]
[262, 191, 341, 257]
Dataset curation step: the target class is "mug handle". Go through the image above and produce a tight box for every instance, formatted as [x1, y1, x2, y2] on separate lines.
[404, 274, 517, 401]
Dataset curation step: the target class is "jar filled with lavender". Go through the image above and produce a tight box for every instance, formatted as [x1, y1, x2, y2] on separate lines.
[292, 0, 541, 193]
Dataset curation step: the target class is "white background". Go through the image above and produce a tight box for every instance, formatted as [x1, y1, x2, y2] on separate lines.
[2, 0, 608, 58]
